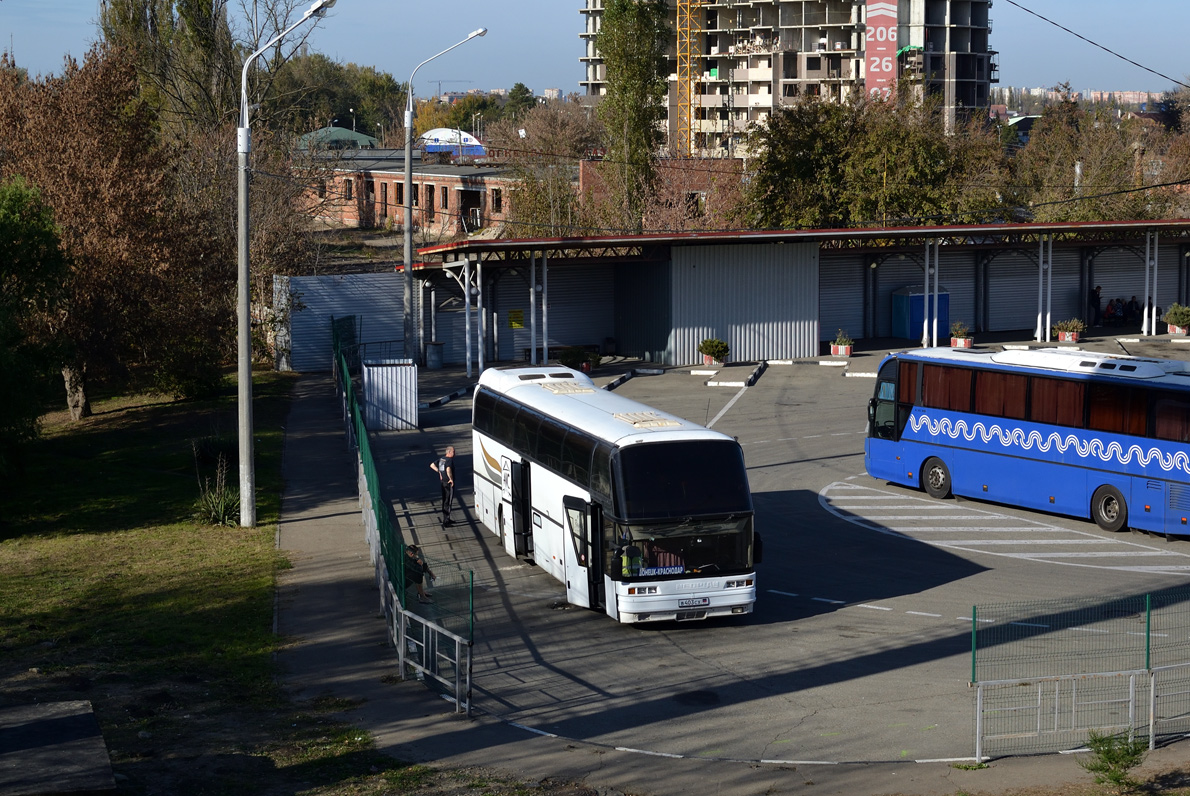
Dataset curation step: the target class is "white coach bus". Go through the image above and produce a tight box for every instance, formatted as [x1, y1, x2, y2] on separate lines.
[471, 367, 758, 623]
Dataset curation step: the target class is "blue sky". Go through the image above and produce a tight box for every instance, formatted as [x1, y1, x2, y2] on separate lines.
[1, 1, 1186, 96]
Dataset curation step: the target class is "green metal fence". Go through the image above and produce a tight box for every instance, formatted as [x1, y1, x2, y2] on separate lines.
[330, 316, 473, 643]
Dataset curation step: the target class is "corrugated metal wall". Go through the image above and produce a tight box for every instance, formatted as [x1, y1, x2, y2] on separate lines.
[819, 253, 866, 343]
[285, 273, 405, 372]
[670, 243, 818, 363]
[615, 261, 672, 362]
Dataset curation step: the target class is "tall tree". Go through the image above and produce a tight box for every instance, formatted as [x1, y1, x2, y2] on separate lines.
[1009, 93, 1168, 222]
[0, 47, 177, 417]
[744, 98, 858, 229]
[503, 82, 536, 121]
[595, 0, 669, 230]
[0, 178, 67, 473]
[99, 0, 238, 131]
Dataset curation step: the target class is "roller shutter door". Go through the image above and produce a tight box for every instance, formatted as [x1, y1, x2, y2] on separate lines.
[986, 252, 1041, 333]
[493, 263, 614, 362]
[1092, 247, 1147, 316]
[937, 252, 976, 332]
[819, 254, 865, 342]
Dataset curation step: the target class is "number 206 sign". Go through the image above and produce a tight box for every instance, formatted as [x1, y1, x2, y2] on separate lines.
[866, 1, 898, 98]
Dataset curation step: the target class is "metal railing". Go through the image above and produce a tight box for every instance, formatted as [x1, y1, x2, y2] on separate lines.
[975, 662, 1190, 760]
[331, 316, 474, 713]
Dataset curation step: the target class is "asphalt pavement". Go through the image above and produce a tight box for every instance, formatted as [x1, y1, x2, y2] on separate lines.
[275, 328, 1190, 796]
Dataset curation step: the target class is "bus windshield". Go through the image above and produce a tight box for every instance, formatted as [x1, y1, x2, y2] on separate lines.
[616, 439, 752, 520]
[610, 516, 753, 580]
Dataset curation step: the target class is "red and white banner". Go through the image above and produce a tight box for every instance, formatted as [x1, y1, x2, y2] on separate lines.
[865, 1, 898, 98]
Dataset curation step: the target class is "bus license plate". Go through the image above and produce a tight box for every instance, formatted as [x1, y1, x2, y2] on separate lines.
[679, 597, 710, 608]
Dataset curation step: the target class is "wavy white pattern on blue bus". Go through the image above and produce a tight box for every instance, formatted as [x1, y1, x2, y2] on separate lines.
[907, 414, 1190, 476]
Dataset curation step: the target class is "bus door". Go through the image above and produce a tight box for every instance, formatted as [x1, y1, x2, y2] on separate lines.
[563, 497, 599, 609]
[866, 359, 904, 478]
[502, 457, 533, 558]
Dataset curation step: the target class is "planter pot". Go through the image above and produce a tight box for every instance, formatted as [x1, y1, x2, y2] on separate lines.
[702, 354, 724, 366]
[580, 361, 591, 373]
[1057, 331, 1080, 343]
[831, 344, 853, 357]
[1169, 324, 1188, 336]
[951, 337, 973, 349]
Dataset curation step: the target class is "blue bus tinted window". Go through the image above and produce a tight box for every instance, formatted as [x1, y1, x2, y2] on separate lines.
[974, 371, 1027, 420]
[1155, 394, 1190, 442]
[1088, 383, 1146, 436]
[922, 365, 972, 412]
[617, 440, 752, 520]
[878, 381, 896, 401]
[1030, 378, 1085, 428]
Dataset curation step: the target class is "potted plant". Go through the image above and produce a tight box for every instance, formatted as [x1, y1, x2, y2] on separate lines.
[697, 338, 730, 366]
[950, 320, 973, 349]
[1163, 303, 1190, 335]
[558, 346, 597, 372]
[831, 329, 853, 357]
[1052, 318, 1087, 343]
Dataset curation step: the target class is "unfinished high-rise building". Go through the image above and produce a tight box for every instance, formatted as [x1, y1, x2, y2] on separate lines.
[579, 0, 998, 156]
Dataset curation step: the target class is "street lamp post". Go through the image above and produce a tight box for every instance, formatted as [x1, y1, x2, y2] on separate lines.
[403, 27, 487, 361]
[237, 0, 339, 528]
[349, 107, 355, 131]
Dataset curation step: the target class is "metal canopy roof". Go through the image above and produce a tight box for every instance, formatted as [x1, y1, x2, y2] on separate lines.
[417, 219, 1190, 266]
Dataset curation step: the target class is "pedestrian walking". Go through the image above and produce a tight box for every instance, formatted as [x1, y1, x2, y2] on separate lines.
[430, 446, 455, 525]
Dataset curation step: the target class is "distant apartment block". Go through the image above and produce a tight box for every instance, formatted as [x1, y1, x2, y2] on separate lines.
[580, 0, 997, 154]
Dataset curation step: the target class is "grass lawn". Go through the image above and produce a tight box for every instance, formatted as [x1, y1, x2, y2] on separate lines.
[0, 372, 423, 794]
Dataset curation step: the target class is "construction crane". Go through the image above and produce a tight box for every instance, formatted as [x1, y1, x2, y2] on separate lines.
[676, 0, 706, 158]
[427, 79, 473, 97]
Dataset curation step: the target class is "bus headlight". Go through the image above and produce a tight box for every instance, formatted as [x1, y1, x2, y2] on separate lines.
[628, 586, 658, 595]
[725, 579, 753, 588]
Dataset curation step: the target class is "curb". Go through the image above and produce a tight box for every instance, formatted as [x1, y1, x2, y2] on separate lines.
[603, 368, 663, 391]
[418, 383, 476, 410]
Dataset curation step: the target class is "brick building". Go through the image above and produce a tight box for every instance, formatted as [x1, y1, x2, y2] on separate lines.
[312, 149, 514, 237]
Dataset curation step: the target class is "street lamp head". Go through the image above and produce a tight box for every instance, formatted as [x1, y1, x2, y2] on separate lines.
[470, 27, 488, 39]
[304, 0, 338, 20]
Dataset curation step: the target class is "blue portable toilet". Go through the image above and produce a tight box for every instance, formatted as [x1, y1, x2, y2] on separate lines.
[892, 286, 949, 341]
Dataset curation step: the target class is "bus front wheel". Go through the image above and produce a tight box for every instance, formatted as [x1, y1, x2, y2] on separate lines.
[1091, 485, 1127, 532]
[922, 457, 952, 499]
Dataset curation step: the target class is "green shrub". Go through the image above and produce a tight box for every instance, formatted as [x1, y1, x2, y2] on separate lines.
[557, 346, 591, 370]
[1163, 302, 1190, 328]
[193, 447, 240, 527]
[697, 338, 730, 361]
[1077, 729, 1147, 793]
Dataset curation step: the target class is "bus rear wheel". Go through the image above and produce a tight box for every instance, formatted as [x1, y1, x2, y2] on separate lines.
[1091, 485, 1127, 532]
[922, 457, 952, 499]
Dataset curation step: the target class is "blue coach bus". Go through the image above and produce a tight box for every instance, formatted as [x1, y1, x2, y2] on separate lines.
[865, 347, 1190, 535]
